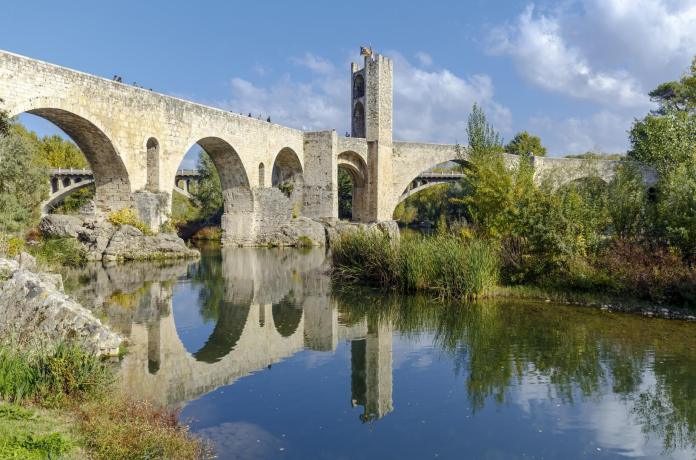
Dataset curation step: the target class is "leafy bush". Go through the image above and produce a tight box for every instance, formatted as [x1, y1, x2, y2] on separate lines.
[107, 208, 151, 235]
[192, 226, 222, 241]
[3, 235, 25, 258]
[595, 240, 696, 306]
[30, 238, 87, 268]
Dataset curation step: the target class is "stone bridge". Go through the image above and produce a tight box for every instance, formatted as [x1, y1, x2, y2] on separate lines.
[0, 49, 642, 245]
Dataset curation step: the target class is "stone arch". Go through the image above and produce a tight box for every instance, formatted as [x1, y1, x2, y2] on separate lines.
[337, 151, 368, 221]
[258, 163, 265, 188]
[353, 73, 365, 98]
[14, 106, 131, 211]
[272, 147, 303, 187]
[390, 155, 471, 219]
[352, 101, 365, 138]
[185, 137, 254, 244]
[272, 147, 304, 213]
[146, 137, 160, 191]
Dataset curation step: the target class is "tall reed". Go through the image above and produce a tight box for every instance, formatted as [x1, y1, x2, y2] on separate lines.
[332, 231, 499, 299]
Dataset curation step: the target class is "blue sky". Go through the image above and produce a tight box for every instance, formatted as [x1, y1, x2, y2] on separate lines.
[4, 0, 696, 166]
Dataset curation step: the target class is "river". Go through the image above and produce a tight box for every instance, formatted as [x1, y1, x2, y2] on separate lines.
[64, 247, 696, 460]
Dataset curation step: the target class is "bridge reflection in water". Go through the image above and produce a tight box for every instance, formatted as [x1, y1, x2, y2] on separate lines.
[63, 248, 696, 458]
[65, 247, 394, 422]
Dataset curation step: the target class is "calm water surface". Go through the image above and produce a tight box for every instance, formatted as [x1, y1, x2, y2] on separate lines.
[65, 248, 696, 460]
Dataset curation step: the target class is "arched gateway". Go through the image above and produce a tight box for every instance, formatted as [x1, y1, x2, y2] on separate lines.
[0, 49, 654, 245]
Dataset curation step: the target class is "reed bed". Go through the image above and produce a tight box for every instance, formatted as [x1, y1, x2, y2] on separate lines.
[332, 231, 499, 299]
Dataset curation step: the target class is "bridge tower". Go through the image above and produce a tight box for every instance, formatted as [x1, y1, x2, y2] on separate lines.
[351, 48, 394, 221]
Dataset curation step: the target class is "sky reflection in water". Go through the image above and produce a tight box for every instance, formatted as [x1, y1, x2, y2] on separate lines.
[65, 248, 696, 460]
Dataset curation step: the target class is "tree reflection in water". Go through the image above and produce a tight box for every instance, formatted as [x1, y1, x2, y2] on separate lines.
[335, 288, 696, 453]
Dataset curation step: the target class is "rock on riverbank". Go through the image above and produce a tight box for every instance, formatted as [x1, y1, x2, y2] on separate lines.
[40, 214, 199, 261]
[248, 218, 401, 248]
[0, 256, 122, 356]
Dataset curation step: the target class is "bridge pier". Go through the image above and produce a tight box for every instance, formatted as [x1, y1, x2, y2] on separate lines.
[133, 190, 170, 231]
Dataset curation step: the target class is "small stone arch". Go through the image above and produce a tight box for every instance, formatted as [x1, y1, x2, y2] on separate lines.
[272, 147, 304, 213]
[337, 151, 368, 221]
[271, 147, 303, 187]
[258, 162, 265, 188]
[146, 137, 160, 191]
[352, 101, 365, 138]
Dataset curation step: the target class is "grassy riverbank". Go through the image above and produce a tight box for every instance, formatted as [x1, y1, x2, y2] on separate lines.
[332, 231, 696, 311]
[0, 342, 207, 459]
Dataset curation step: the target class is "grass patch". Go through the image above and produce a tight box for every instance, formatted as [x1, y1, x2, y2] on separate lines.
[332, 231, 498, 299]
[0, 342, 207, 458]
[0, 343, 111, 406]
[29, 237, 87, 269]
[0, 403, 77, 459]
[78, 396, 209, 460]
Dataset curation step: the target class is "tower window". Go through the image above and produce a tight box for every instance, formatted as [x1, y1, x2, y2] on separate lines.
[353, 74, 365, 99]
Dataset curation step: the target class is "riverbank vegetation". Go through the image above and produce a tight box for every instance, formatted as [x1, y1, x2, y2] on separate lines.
[0, 341, 207, 459]
[172, 151, 224, 241]
[333, 231, 498, 299]
[336, 57, 696, 308]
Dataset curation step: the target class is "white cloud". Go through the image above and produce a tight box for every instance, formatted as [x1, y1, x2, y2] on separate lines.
[221, 51, 511, 144]
[488, 0, 696, 155]
[489, 4, 650, 109]
[579, 0, 696, 78]
[415, 51, 433, 67]
[290, 52, 336, 75]
[390, 52, 511, 142]
[530, 110, 633, 155]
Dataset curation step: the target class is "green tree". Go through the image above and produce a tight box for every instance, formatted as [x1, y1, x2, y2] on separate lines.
[338, 168, 353, 219]
[39, 134, 87, 168]
[0, 98, 9, 137]
[655, 162, 696, 257]
[466, 103, 503, 155]
[628, 109, 696, 174]
[0, 130, 49, 232]
[192, 150, 224, 223]
[505, 131, 547, 156]
[649, 55, 696, 114]
[606, 162, 649, 239]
